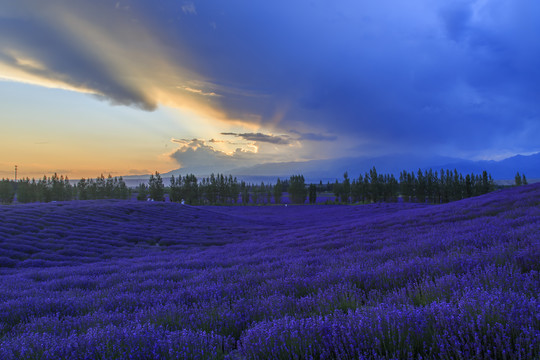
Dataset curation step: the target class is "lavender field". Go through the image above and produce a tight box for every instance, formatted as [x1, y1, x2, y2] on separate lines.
[0, 185, 539, 359]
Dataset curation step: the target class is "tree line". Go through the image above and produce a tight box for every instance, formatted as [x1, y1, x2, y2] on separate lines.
[135, 169, 504, 205]
[0, 174, 130, 204]
[141, 173, 286, 205]
[333, 168, 497, 204]
[0, 168, 530, 205]
[515, 172, 528, 186]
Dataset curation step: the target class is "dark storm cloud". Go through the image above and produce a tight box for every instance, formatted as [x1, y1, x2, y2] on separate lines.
[143, 0, 540, 156]
[2, 0, 540, 158]
[221, 132, 291, 145]
[0, 2, 160, 110]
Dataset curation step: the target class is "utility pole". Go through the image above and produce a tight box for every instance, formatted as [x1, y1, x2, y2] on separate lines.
[14, 165, 17, 182]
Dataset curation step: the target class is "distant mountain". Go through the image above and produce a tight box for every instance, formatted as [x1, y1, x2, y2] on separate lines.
[223, 152, 540, 183]
[225, 154, 463, 183]
[438, 153, 540, 181]
[130, 152, 540, 185]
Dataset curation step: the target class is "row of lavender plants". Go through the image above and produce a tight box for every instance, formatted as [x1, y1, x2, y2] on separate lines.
[0, 184, 539, 358]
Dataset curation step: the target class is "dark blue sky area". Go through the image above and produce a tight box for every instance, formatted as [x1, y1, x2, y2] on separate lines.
[1, 0, 539, 174]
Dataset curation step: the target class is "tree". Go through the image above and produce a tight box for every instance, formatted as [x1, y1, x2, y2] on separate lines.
[399, 171, 410, 202]
[148, 172, 165, 201]
[241, 181, 249, 205]
[17, 178, 36, 203]
[465, 174, 472, 198]
[522, 173, 528, 185]
[333, 180, 342, 202]
[308, 184, 317, 204]
[515, 172, 522, 186]
[416, 169, 426, 203]
[341, 172, 350, 203]
[105, 175, 114, 198]
[95, 174, 106, 199]
[0, 179, 15, 204]
[363, 172, 372, 203]
[369, 167, 379, 202]
[115, 176, 130, 199]
[481, 170, 490, 194]
[273, 178, 283, 204]
[230, 176, 239, 204]
[136, 183, 149, 201]
[288, 175, 307, 204]
[169, 175, 181, 203]
[388, 174, 399, 202]
[177, 174, 199, 205]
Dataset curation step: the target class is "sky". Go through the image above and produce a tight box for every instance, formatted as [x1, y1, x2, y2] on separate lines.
[1, 0, 539, 179]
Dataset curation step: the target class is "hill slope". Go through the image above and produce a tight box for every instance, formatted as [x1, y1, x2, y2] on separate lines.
[0, 185, 539, 359]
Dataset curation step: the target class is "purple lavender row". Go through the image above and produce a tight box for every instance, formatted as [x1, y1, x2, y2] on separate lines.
[0, 184, 539, 358]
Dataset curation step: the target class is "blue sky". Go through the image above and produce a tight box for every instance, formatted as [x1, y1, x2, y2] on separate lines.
[1, 0, 539, 178]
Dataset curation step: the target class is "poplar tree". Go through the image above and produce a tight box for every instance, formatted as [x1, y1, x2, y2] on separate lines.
[308, 184, 317, 204]
[341, 172, 350, 203]
[369, 167, 379, 202]
[136, 183, 148, 201]
[416, 169, 426, 203]
[0, 179, 15, 204]
[148, 172, 165, 201]
[241, 181, 249, 205]
[515, 172, 522, 186]
[289, 175, 307, 204]
[273, 178, 283, 204]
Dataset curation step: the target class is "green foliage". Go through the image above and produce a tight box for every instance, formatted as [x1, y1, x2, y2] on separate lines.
[16, 178, 37, 203]
[136, 183, 149, 201]
[6, 167, 507, 207]
[148, 172, 165, 201]
[75, 175, 129, 200]
[15, 174, 74, 203]
[350, 167, 498, 205]
[273, 178, 283, 204]
[341, 172, 350, 203]
[289, 175, 307, 204]
[515, 172, 522, 186]
[241, 181, 249, 205]
[308, 184, 317, 204]
[170, 174, 199, 204]
[0, 179, 15, 204]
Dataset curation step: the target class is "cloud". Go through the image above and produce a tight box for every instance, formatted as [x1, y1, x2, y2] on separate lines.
[290, 130, 337, 142]
[169, 138, 259, 173]
[181, 2, 197, 15]
[0, 1, 226, 115]
[0, 2, 164, 110]
[221, 132, 291, 145]
[128, 169, 151, 175]
[440, 3, 472, 42]
[181, 86, 221, 97]
[2, 0, 540, 159]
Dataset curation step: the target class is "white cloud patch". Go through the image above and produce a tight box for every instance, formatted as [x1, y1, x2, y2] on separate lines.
[181, 86, 221, 97]
[170, 138, 259, 174]
[181, 2, 197, 15]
